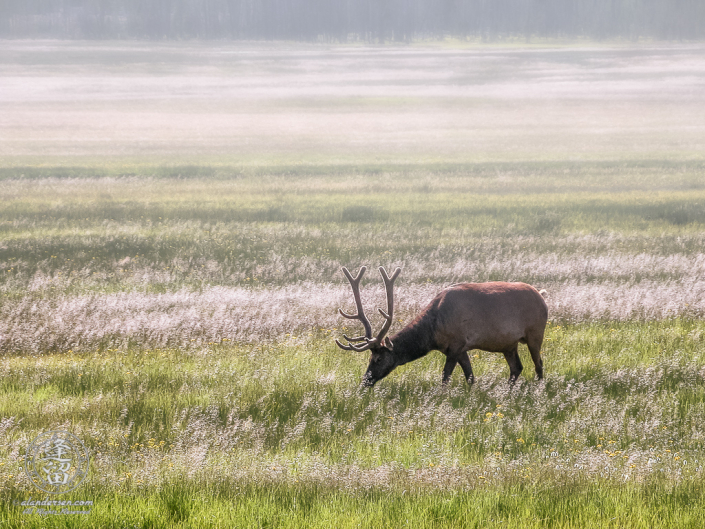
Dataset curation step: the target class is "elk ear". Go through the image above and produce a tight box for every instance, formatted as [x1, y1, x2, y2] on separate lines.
[384, 336, 394, 350]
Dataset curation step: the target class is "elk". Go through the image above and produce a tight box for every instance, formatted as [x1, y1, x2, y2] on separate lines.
[336, 266, 548, 387]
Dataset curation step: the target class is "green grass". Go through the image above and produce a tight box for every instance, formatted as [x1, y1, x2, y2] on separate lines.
[2, 169, 705, 300]
[2, 480, 705, 528]
[2, 321, 705, 527]
[3, 172, 705, 526]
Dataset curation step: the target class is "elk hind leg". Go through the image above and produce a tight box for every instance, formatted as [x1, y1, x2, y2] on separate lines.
[502, 345, 523, 384]
[526, 332, 545, 380]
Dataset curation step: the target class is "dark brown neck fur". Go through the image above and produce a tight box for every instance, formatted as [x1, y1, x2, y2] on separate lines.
[390, 305, 438, 365]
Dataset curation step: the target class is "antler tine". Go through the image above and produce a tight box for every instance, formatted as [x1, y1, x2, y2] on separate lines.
[335, 338, 376, 352]
[373, 266, 402, 344]
[338, 266, 373, 340]
[342, 334, 368, 342]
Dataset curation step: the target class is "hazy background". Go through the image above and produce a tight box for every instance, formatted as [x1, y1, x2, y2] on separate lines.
[2, 0, 705, 41]
[2, 42, 704, 172]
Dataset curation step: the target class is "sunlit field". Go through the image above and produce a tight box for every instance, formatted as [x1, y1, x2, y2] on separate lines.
[2, 41, 705, 528]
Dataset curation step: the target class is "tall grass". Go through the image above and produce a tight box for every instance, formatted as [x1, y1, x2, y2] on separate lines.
[3, 173, 705, 525]
[2, 321, 705, 527]
[3, 175, 705, 353]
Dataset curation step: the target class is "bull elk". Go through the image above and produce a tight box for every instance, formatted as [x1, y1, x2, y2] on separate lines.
[336, 266, 548, 387]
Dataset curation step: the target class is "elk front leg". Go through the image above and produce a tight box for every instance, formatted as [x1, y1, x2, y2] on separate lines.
[457, 352, 475, 384]
[442, 357, 458, 385]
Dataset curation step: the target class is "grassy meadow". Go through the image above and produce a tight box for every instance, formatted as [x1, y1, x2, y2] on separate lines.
[2, 41, 705, 527]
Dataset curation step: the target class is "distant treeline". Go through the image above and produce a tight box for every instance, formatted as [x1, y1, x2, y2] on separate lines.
[2, 0, 704, 41]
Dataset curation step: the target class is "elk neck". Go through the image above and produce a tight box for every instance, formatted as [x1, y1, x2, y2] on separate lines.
[389, 310, 437, 365]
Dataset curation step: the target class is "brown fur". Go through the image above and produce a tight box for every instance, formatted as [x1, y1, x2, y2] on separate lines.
[363, 282, 548, 386]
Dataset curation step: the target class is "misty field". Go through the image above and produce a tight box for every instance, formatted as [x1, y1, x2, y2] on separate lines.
[2, 41, 705, 528]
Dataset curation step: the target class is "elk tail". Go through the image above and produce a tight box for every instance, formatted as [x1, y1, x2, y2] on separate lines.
[538, 289, 548, 298]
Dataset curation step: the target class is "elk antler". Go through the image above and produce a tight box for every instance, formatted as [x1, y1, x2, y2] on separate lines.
[336, 266, 401, 352]
[373, 266, 401, 345]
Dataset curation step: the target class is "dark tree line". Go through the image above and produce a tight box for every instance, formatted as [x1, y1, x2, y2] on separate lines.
[2, 0, 704, 41]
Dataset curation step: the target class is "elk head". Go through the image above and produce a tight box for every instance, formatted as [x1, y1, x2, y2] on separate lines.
[336, 266, 401, 387]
